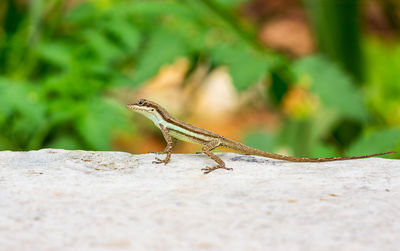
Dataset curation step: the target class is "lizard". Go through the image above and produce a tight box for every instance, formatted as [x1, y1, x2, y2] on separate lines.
[126, 99, 395, 174]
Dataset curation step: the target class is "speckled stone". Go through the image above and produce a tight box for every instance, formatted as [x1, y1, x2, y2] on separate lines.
[0, 149, 399, 250]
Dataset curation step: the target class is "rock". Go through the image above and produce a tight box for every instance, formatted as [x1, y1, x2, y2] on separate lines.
[0, 149, 399, 250]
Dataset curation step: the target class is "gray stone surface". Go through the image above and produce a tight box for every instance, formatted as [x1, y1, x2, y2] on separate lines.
[0, 149, 399, 250]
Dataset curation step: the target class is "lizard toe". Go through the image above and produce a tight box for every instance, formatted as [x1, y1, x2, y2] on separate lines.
[152, 157, 170, 165]
[201, 165, 233, 174]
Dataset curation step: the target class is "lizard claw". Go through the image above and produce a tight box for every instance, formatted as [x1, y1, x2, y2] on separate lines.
[201, 166, 233, 174]
[152, 157, 169, 165]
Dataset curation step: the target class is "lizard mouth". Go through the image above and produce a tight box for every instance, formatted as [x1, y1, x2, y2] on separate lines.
[126, 104, 135, 109]
[126, 104, 140, 111]
[126, 104, 147, 112]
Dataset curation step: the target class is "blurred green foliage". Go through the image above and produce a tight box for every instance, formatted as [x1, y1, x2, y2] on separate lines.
[304, 0, 364, 81]
[245, 0, 400, 158]
[0, 0, 398, 157]
[364, 39, 400, 126]
[0, 0, 278, 150]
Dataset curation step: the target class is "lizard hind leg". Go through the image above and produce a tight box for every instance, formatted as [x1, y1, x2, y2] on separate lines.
[201, 140, 233, 174]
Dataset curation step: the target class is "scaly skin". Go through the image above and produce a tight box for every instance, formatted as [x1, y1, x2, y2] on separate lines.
[127, 99, 395, 174]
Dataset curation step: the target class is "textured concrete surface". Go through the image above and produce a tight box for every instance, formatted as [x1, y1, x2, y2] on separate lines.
[0, 149, 399, 250]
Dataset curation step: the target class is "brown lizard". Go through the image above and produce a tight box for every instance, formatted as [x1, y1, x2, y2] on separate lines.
[127, 99, 395, 174]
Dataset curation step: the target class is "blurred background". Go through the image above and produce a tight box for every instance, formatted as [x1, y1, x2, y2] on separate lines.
[0, 0, 399, 158]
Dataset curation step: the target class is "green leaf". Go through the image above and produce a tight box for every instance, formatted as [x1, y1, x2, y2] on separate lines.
[37, 41, 72, 69]
[77, 98, 130, 150]
[42, 73, 103, 98]
[0, 78, 45, 125]
[309, 107, 340, 143]
[0, 135, 17, 150]
[213, 0, 248, 7]
[66, 2, 98, 24]
[364, 39, 400, 125]
[82, 29, 123, 63]
[311, 143, 339, 158]
[210, 44, 275, 91]
[118, 1, 192, 19]
[47, 97, 80, 125]
[0, 78, 47, 149]
[277, 119, 313, 157]
[0, 79, 13, 116]
[346, 128, 400, 157]
[133, 28, 187, 85]
[244, 131, 276, 152]
[102, 18, 141, 53]
[292, 55, 368, 121]
[303, 0, 363, 81]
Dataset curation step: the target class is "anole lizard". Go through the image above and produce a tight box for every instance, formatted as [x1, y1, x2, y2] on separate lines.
[127, 99, 395, 174]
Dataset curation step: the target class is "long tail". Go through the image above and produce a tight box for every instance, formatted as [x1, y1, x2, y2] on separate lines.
[227, 142, 395, 162]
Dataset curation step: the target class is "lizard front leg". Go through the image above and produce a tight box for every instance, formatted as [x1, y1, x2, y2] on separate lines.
[201, 140, 233, 174]
[152, 124, 173, 165]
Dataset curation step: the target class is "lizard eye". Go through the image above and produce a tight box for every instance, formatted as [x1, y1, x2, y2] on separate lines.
[138, 100, 144, 105]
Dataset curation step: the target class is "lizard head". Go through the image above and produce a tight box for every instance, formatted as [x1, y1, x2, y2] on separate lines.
[126, 98, 159, 113]
[126, 99, 165, 124]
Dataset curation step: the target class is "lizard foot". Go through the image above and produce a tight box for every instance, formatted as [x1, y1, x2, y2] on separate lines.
[152, 157, 170, 165]
[201, 165, 233, 174]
